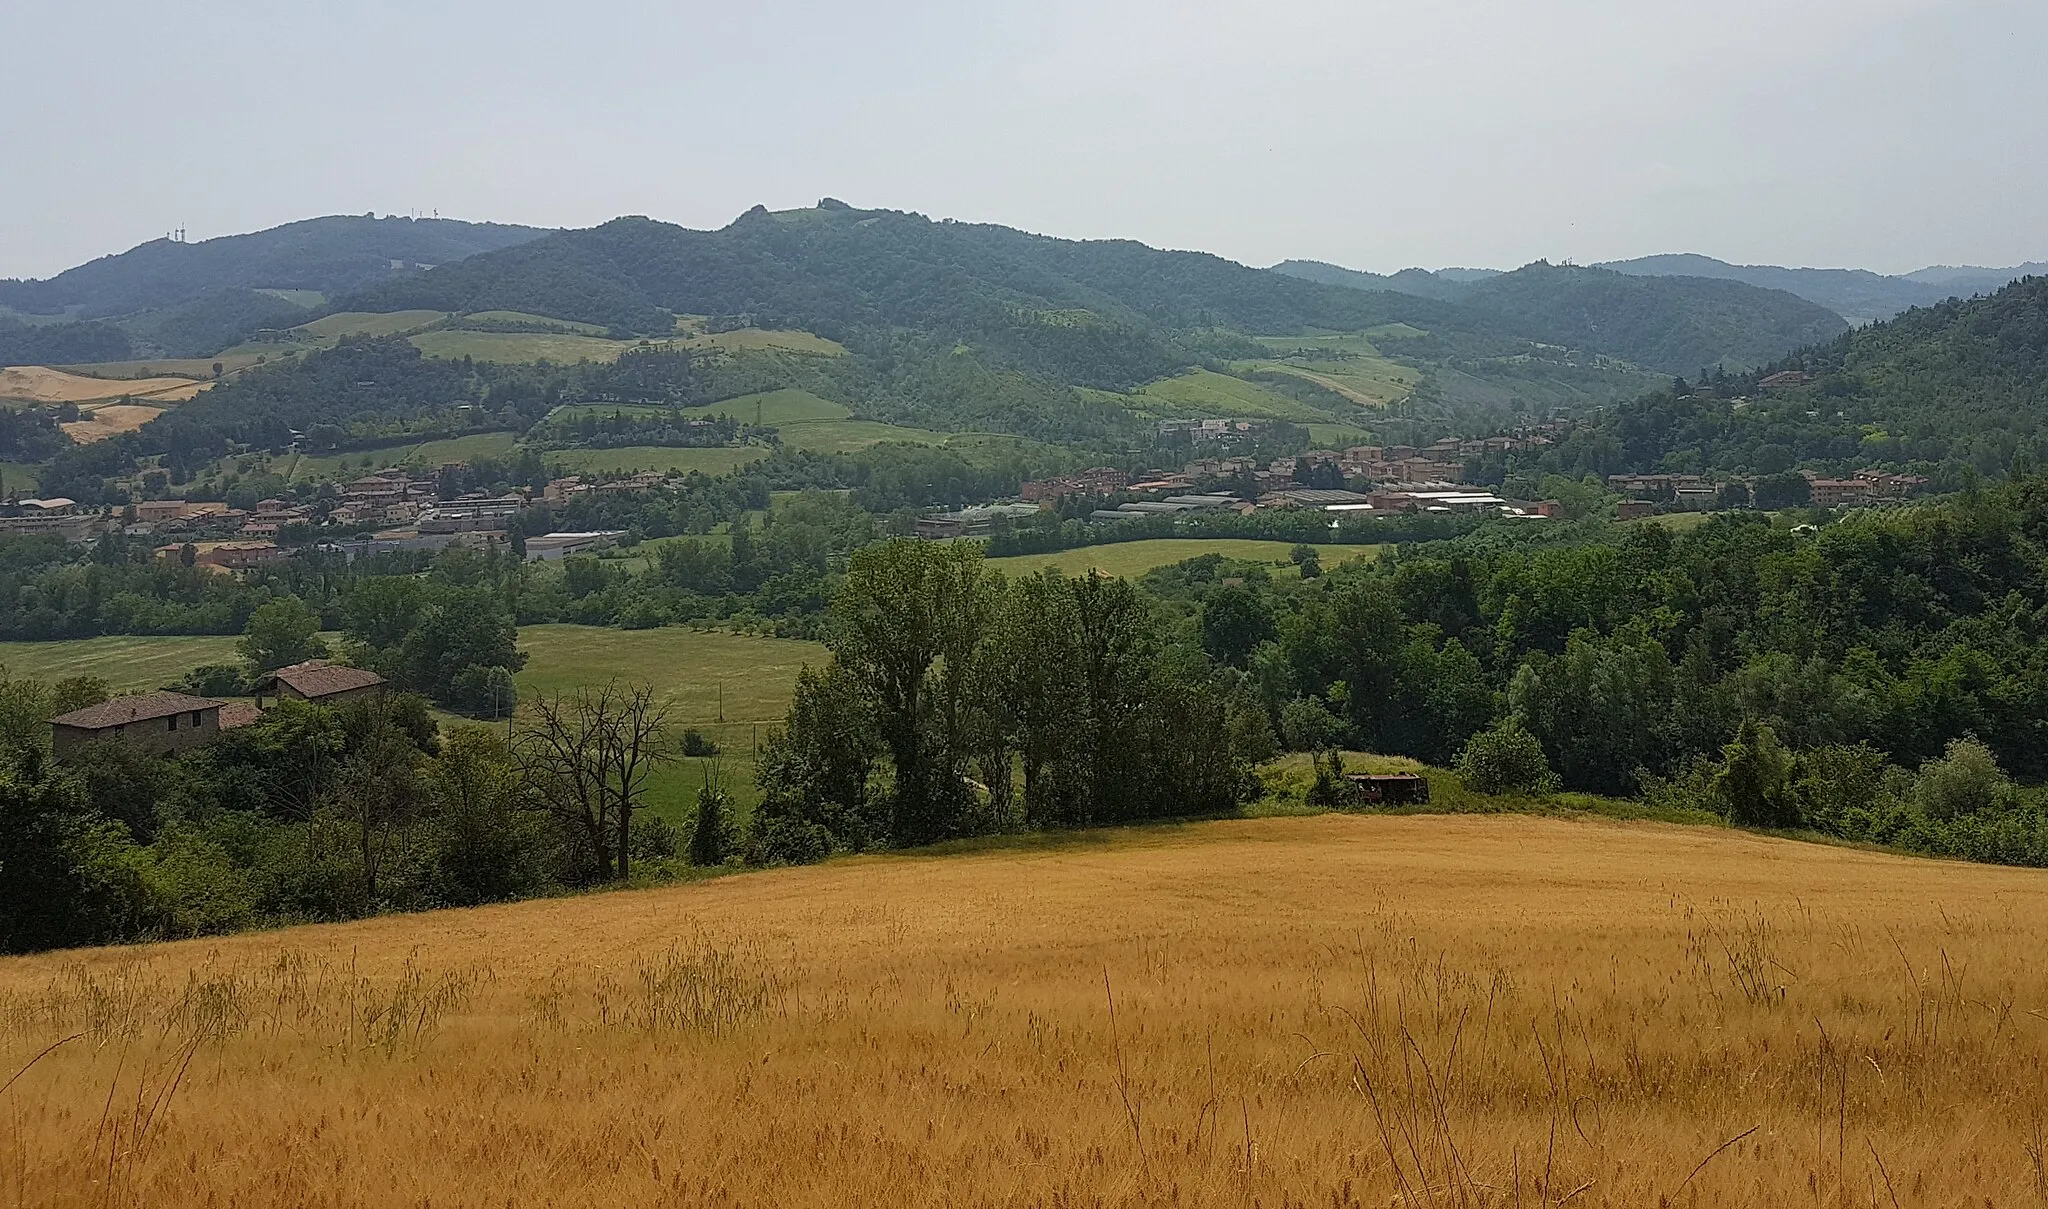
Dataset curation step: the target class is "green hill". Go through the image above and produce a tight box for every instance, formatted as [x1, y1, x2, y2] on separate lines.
[0, 216, 547, 319]
[1539, 274, 2048, 480]
[1277, 259, 1849, 375]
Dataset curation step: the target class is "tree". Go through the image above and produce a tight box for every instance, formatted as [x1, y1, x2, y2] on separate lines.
[827, 539, 991, 846]
[238, 596, 328, 673]
[1509, 624, 1680, 796]
[1200, 586, 1275, 667]
[1456, 717, 1557, 795]
[517, 682, 671, 882]
[426, 726, 542, 906]
[1281, 696, 1343, 753]
[1290, 544, 1322, 579]
[1915, 737, 2008, 821]
[688, 762, 730, 866]
[1713, 721, 1799, 829]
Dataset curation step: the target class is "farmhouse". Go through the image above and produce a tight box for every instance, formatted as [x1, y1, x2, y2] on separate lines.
[252, 660, 388, 707]
[50, 692, 228, 758]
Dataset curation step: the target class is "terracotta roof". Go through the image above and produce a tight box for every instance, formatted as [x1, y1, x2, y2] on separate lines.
[258, 660, 387, 700]
[51, 691, 224, 730]
[217, 702, 262, 731]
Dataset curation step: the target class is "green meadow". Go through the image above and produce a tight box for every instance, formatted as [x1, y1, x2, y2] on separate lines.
[410, 330, 642, 364]
[1129, 369, 1328, 421]
[0, 624, 829, 824]
[541, 445, 770, 477]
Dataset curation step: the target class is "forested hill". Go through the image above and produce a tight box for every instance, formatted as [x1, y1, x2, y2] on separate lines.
[1596, 254, 1949, 325]
[1458, 264, 1849, 375]
[1274, 259, 1848, 375]
[342, 203, 1484, 343]
[1807, 273, 2048, 417]
[0, 215, 547, 318]
[1538, 274, 2048, 482]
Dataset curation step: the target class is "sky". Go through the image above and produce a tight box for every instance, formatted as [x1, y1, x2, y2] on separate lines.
[3, 0, 2045, 280]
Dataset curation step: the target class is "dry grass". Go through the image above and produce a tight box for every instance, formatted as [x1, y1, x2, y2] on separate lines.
[59, 404, 167, 443]
[4, 814, 2047, 1207]
[0, 367, 204, 406]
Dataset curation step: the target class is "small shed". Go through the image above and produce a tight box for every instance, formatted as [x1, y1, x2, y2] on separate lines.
[252, 660, 388, 708]
[1344, 772, 1432, 806]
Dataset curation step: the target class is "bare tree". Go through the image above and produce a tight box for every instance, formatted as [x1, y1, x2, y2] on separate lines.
[517, 681, 672, 882]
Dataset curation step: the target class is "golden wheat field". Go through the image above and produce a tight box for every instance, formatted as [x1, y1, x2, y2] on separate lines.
[4, 814, 2048, 1207]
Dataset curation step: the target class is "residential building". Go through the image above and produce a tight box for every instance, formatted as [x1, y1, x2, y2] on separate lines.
[525, 530, 631, 561]
[253, 660, 389, 708]
[912, 504, 1043, 539]
[50, 692, 227, 758]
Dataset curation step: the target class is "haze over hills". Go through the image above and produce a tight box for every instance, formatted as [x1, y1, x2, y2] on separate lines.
[1280, 252, 2048, 328]
[0, 202, 2026, 405]
[1272, 259, 1848, 374]
[0, 215, 549, 318]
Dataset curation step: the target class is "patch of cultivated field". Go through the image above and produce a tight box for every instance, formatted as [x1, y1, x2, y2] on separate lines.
[0, 366, 207, 405]
[1131, 368, 1328, 421]
[409, 330, 641, 364]
[53, 356, 260, 379]
[1247, 331, 1424, 408]
[686, 388, 850, 425]
[60, 403, 167, 443]
[0, 634, 241, 690]
[292, 310, 450, 340]
[542, 445, 770, 477]
[516, 623, 825, 820]
[4, 814, 2044, 1205]
[989, 538, 1381, 579]
[674, 316, 848, 356]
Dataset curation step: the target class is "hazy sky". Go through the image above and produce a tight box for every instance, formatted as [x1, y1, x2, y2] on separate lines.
[4, 0, 2044, 280]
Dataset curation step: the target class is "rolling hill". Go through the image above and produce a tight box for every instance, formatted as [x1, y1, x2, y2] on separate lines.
[0, 215, 548, 318]
[340, 202, 1494, 350]
[1275, 258, 1849, 374]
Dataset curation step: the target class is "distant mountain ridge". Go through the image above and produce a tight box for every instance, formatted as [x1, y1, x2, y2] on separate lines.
[1279, 253, 2048, 328]
[0, 215, 549, 319]
[1272, 259, 1846, 374]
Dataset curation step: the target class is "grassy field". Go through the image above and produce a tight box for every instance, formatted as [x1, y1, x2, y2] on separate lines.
[463, 311, 609, 335]
[0, 634, 241, 690]
[292, 310, 449, 340]
[5, 813, 2045, 1205]
[0, 625, 821, 821]
[1245, 331, 1424, 408]
[1130, 368, 1329, 421]
[52, 356, 263, 380]
[515, 624, 824, 821]
[542, 445, 770, 477]
[284, 431, 523, 482]
[674, 317, 847, 357]
[410, 330, 641, 364]
[0, 460, 44, 492]
[777, 417, 942, 453]
[988, 538, 1382, 579]
[686, 388, 850, 425]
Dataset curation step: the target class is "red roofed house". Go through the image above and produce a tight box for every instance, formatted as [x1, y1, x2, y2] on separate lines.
[50, 692, 229, 758]
[252, 659, 389, 708]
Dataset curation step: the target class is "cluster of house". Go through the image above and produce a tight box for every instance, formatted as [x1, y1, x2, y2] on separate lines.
[116, 464, 682, 569]
[0, 497, 98, 541]
[47, 659, 388, 758]
[1607, 468, 1929, 514]
[542, 472, 671, 503]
